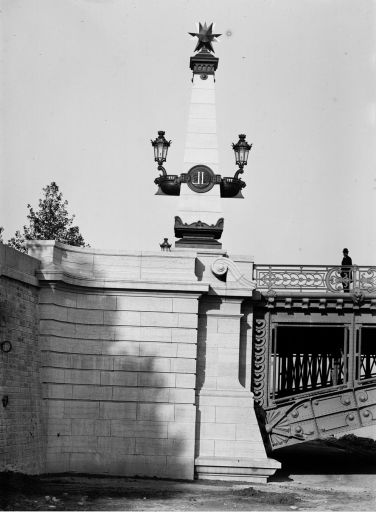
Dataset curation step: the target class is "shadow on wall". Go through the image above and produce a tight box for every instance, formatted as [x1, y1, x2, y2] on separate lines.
[41, 285, 195, 479]
[195, 259, 205, 282]
[239, 299, 253, 389]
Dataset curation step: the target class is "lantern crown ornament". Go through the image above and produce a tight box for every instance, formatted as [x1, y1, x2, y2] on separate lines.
[152, 131, 181, 196]
[189, 22, 221, 78]
[188, 22, 221, 53]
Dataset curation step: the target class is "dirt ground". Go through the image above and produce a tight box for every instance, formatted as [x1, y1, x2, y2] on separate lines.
[1, 436, 376, 511]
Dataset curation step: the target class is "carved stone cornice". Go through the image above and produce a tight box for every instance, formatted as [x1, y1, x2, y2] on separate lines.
[256, 292, 376, 312]
[190, 50, 219, 76]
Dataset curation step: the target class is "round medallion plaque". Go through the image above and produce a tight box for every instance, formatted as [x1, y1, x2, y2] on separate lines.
[187, 165, 215, 193]
[0, 341, 12, 353]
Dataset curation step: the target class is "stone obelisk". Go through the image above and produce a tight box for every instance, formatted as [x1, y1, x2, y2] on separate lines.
[174, 23, 224, 249]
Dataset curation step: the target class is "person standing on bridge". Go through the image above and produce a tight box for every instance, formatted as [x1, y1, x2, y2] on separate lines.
[341, 248, 352, 292]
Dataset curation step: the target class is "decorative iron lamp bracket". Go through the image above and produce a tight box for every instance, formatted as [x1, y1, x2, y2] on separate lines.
[152, 132, 251, 198]
[220, 173, 246, 198]
[155, 170, 246, 198]
[154, 173, 181, 196]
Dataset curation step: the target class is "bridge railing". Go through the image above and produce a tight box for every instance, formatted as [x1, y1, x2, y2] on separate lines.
[253, 265, 376, 293]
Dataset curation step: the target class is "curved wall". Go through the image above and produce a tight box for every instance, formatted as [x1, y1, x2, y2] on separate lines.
[29, 241, 206, 478]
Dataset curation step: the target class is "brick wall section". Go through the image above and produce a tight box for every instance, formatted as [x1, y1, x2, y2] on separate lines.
[39, 287, 199, 479]
[0, 244, 44, 473]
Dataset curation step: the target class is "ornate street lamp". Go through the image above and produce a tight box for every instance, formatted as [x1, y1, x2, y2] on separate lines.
[151, 131, 181, 196]
[220, 134, 252, 198]
[232, 134, 252, 177]
[151, 131, 171, 171]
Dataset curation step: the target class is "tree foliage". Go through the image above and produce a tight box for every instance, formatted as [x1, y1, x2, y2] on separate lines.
[7, 182, 88, 253]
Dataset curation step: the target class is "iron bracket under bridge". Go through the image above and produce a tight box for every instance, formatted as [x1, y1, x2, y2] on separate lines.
[262, 381, 376, 450]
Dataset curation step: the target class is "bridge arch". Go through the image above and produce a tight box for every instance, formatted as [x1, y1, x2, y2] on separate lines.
[251, 292, 376, 451]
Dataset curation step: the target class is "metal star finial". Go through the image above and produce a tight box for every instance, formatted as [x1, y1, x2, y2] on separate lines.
[189, 22, 221, 53]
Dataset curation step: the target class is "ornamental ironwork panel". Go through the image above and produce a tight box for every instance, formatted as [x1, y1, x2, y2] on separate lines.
[252, 318, 269, 407]
[253, 265, 376, 294]
[264, 382, 376, 450]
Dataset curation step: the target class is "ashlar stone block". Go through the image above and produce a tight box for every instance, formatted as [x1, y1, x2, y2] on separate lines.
[70, 309, 104, 325]
[100, 401, 137, 420]
[137, 403, 175, 422]
[47, 400, 65, 418]
[169, 388, 195, 404]
[175, 373, 196, 388]
[72, 384, 112, 401]
[111, 420, 168, 439]
[64, 400, 100, 419]
[65, 369, 101, 385]
[100, 371, 138, 387]
[98, 437, 136, 455]
[167, 422, 195, 439]
[41, 367, 65, 383]
[172, 298, 199, 314]
[111, 387, 138, 402]
[201, 423, 236, 441]
[170, 358, 196, 373]
[139, 342, 177, 358]
[171, 328, 198, 344]
[189, 103, 216, 119]
[138, 387, 170, 402]
[140, 312, 178, 328]
[116, 295, 173, 312]
[103, 310, 141, 326]
[174, 404, 196, 422]
[137, 372, 175, 388]
[76, 294, 117, 310]
[40, 305, 68, 322]
[105, 341, 140, 356]
[135, 438, 194, 457]
[47, 418, 71, 436]
[165, 456, 194, 480]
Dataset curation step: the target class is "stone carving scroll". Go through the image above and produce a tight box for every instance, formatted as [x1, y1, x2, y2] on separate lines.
[211, 257, 256, 289]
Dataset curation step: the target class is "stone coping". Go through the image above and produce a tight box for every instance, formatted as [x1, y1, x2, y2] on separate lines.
[26, 240, 199, 258]
[0, 243, 41, 286]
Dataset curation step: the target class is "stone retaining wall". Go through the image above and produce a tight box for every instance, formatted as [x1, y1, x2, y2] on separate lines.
[39, 287, 200, 478]
[28, 241, 207, 479]
[0, 241, 279, 481]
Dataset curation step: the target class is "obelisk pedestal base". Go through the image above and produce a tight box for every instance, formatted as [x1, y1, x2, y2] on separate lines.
[174, 216, 223, 249]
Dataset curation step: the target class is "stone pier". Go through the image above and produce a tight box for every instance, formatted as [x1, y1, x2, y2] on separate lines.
[0, 241, 280, 481]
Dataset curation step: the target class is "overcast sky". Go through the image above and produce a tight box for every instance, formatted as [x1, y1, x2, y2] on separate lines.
[1, 0, 375, 264]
